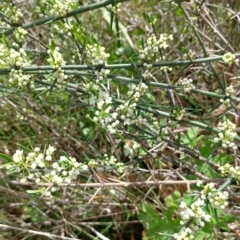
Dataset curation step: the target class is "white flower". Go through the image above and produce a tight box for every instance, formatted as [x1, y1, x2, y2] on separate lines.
[31, 163, 37, 169]
[82, 165, 88, 170]
[222, 52, 239, 65]
[20, 178, 27, 182]
[196, 181, 202, 187]
[35, 178, 41, 184]
[85, 44, 110, 65]
[65, 178, 72, 184]
[46, 155, 52, 161]
[34, 147, 40, 152]
[13, 150, 24, 163]
[53, 175, 63, 183]
[72, 160, 78, 167]
[44, 191, 51, 197]
[139, 33, 173, 61]
[48, 0, 77, 16]
[203, 214, 211, 222]
[46, 145, 56, 155]
[38, 161, 45, 168]
[4, 4, 23, 23]
[47, 47, 66, 69]
[59, 156, 67, 162]
[225, 85, 235, 97]
[214, 119, 236, 149]
[178, 78, 195, 93]
[14, 27, 27, 41]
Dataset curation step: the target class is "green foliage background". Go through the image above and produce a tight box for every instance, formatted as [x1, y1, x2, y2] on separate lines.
[0, 0, 240, 240]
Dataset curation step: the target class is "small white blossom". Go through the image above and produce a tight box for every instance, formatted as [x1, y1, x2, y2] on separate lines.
[47, 47, 66, 69]
[183, 49, 196, 60]
[108, 3, 121, 13]
[46, 146, 56, 156]
[13, 150, 24, 163]
[222, 52, 239, 65]
[225, 85, 235, 97]
[171, 108, 185, 122]
[213, 118, 237, 149]
[219, 163, 240, 182]
[85, 44, 110, 65]
[14, 27, 27, 41]
[139, 33, 173, 61]
[178, 78, 195, 93]
[35, 178, 41, 184]
[48, 0, 77, 17]
[4, 4, 23, 24]
[9, 69, 34, 88]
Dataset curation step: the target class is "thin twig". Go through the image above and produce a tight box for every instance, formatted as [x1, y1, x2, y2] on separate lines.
[0, 224, 79, 240]
[10, 178, 225, 188]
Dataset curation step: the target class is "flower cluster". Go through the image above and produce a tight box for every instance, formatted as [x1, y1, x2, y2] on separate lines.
[160, 66, 173, 72]
[225, 85, 235, 97]
[13, 27, 28, 42]
[103, 154, 125, 173]
[50, 155, 87, 184]
[142, 63, 154, 80]
[85, 81, 150, 134]
[222, 52, 239, 65]
[108, 3, 122, 13]
[47, 46, 68, 88]
[219, 163, 240, 181]
[0, 46, 30, 68]
[173, 181, 228, 240]
[142, 69, 154, 79]
[7, 146, 57, 177]
[127, 82, 148, 100]
[4, 145, 127, 196]
[0, 44, 9, 67]
[173, 227, 195, 240]
[88, 89, 118, 134]
[47, 47, 66, 69]
[85, 44, 110, 81]
[200, 182, 228, 209]
[9, 69, 34, 88]
[220, 85, 235, 108]
[2, 3, 24, 24]
[213, 118, 237, 149]
[5, 146, 80, 195]
[46, 0, 77, 17]
[51, 18, 85, 38]
[139, 33, 173, 61]
[0, 44, 34, 87]
[178, 78, 195, 93]
[116, 83, 149, 126]
[95, 68, 110, 83]
[173, 199, 211, 240]
[9, 48, 29, 67]
[47, 68, 69, 89]
[88, 159, 98, 168]
[219, 98, 231, 108]
[85, 44, 110, 65]
[171, 108, 185, 122]
[183, 49, 196, 60]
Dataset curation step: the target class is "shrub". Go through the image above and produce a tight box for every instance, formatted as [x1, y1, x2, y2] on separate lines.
[0, 0, 240, 239]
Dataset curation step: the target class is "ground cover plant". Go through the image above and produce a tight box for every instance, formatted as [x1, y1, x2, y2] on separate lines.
[0, 0, 240, 239]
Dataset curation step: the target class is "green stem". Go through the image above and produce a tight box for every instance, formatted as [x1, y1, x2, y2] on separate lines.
[1, 53, 239, 74]
[1, 0, 129, 37]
